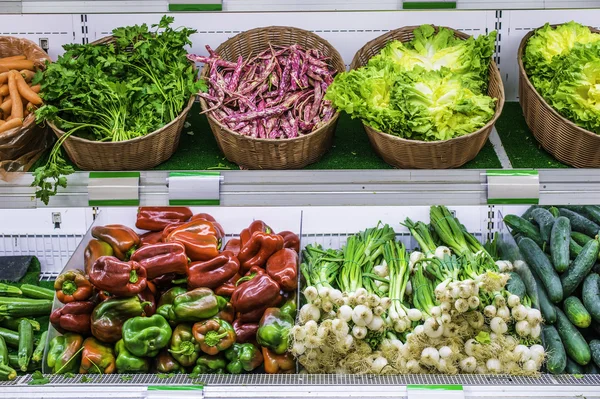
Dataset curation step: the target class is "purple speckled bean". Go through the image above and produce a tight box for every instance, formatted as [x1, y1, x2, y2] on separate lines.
[303, 103, 312, 123]
[310, 84, 323, 120]
[257, 119, 266, 138]
[269, 129, 282, 139]
[298, 120, 315, 132]
[232, 121, 249, 131]
[307, 70, 323, 82]
[227, 56, 244, 92]
[222, 104, 287, 123]
[205, 45, 218, 57]
[239, 125, 252, 136]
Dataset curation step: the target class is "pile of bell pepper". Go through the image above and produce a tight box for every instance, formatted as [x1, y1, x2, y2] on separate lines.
[47, 207, 300, 375]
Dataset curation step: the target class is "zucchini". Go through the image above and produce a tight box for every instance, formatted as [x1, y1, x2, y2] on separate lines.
[518, 238, 563, 303]
[31, 330, 47, 363]
[0, 283, 21, 297]
[8, 354, 39, 372]
[19, 284, 54, 301]
[504, 215, 544, 247]
[0, 301, 52, 318]
[555, 307, 591, 366]
[0, 336, 7, 366]
[590, 340, 600, 369]
[0, 364, 16, 381]
[0, 297, 52, 305]
[583, 273, 600, 323]
[0, 327, 19, 347]
[0, 317, 40, 332]
[551, 216, 571, 273]
[533, 272, 556, 324]
[572, 232, 594, 246]
[563, 296, 592, 328]
[559, 208, 600, 237]
[561, 238, 600, 297]
[549, 207, 560, 218]
[532, 208, 555, 243]
[542, 325, 566, 374]
[17, 319, 33, 372]
[506, 272, 527, 299]
[566, 356, 586, 374]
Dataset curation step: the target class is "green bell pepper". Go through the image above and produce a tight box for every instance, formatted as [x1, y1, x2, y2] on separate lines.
[115, 339, 150, 373]
[158, 287, 227, 323]
[224, 343, 263, 374]
[122, 314, 172, 357]
[192, 318, 236, 355]
[191, 354, 226, 375]
[256, 308, 293, 355]
[280, 295, 297, 319]
[47, 333, 83, 374]
[168, 323, 200, 367]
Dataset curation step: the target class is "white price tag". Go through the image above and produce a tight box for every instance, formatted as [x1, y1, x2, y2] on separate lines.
[407, 385, 464, 399]
[487, 170, 539, 205]
[88, 172, 140, 206]
[168, 172, 221, 206]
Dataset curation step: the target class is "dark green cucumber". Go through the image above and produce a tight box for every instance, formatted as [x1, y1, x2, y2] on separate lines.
[585, 362, 599, 374]
[561, 238, 600, 297]
[532, 208, 555, 244]
[555, 307, 591, 366]
[533, 272, 556, 324]
[504, 215, 544, 247]
[31, 330, 47, 363]
[559, 208, 600, 237]
[564, 205, 600, 226]
[549, 207, 560, 218]
[563, 296, 592, 328]
[566, 356, 586, 374]
[522, 205, 540, 221]
[590, 340, 600, 369]
[572, 232, 594, 246]
[0, 283, 21, 297]
[0, 327, 19, 347]
[518, 238, 563, 303]
[542, 325, 566, 374]
[19, 284, 54, 301]
[551, 216, 571, 273]
[506, 272, 527, 299]
[0, 300, 52, 317]
[17, 319, 32, 372]
[583, 273, 600, 323]
[0, 317, 40, 332]
[0, 336, 7, 366]
[570, 238, 583, 259]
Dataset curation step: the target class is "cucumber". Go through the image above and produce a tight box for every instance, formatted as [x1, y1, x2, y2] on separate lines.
[566, 356, 586, 374]
[506, 272, 527, 299]
[561, 238, 600, 297]
[504, 215, 544, 247]
[555, 307, 591, 366]
[551, 217, 571, 273]
[583, 273, 600, 323]
[542, 325, 566, 374]
[565, 206, 600, 226]
[533, 272, 557, 324]
[570, 238, 583, 259]
[585, 362, 599, 374]
[590, 340, 600, 368]
[549, 207, 560, 218]
[519, 238, 563, 303]
[559, 208, 600, 237]
[522, 205, 540, 221]
[563, 296, 592, 328]
[19, 284, 54, 301]
[532, 208, 555, 244]
[593, 264, 600, 274]
[572, 232, 594, 246]
[17, 319, 33, 372]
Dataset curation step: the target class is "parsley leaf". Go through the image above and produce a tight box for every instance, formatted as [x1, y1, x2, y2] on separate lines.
[120, 375, 133, 382]
[156, 373, 174, 379]
[28, 370, 50, 385]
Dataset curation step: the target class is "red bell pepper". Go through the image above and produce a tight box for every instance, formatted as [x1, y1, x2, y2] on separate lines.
[138, 281, 157, 316]
[50, 301, 95, 334]
[84, 239, 114, 275]
[223, 238, 241, 257]
[165, 219, 221, 261]
[216, 301, 235, 324]
[130, 242, 188, 279]
[91, 225, 141, 261]
[89, 256, 147, 297]
[262, 347, 295, 374]
[215, 273, 240, 297]
[238, 232, 284, 272]
[235, 291, 282, 323]
[232, 273, 282, 314]
[233, 319, 259, 344]
[240, 220, 272, 246]
[135, 207, 193, 231]
[140, 231, 163, 247]
[191, 213, 225, 238]
[266, 248, 298, 291]
[188, 251, 240, 290]
[161, 222, 185, 240]
[279, 231, 300, 253]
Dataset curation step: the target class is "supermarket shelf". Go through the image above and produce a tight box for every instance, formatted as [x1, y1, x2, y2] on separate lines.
[2, 374, 600, 398]
[2, 169, 600, 208]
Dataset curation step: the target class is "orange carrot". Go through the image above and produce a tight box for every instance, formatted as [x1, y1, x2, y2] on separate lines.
[0, 60, 34, 71]
[0, 120, 5, 126]
[0, 99, 11, 117]
[30, 84, 40, 94]
[14, 70, 41, 105]
[0, 85, 8, 97]
[0, 117, 22, 133]
[0, 73, 7, 85]
[0, 65, 8, 73]
[20, 70, 35, 82]
[8, 71, 23, 120]
[0, 55, 25, 62]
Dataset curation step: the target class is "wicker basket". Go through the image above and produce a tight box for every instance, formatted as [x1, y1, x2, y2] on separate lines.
[518, 25, 600, 168]
[48, 36, 194, 170]
[350, 26, 505, 169]
[199, 26, 345, 169]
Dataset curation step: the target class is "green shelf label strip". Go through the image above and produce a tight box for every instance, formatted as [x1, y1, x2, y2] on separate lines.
[403, 1, 456, 9]
[88, 172, 140, 207]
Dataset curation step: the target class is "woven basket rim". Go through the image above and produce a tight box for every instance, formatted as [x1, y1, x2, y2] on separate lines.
[351, 24, 505, 146]
[49, 94, 195, 145]
[199, 25, 343, 143]
[518, 23, 600, 141]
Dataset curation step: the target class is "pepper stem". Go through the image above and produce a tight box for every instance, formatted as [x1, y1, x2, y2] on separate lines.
[61, 280, 78, 296]
[169, 341, 195, 356]
[129, 270, 138, 284]
[236, 274, 256, 286]
[204, 330, 228, 347]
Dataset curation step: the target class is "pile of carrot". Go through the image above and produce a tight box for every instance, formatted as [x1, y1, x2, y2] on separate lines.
[0, 55, 42, 134]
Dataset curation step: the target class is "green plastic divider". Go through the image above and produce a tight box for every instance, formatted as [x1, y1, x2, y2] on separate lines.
[169, 3, 222, 11]
[403, 1, 456, 9]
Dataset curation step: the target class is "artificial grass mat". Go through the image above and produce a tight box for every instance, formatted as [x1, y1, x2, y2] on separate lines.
[495, 102, 569, 169]
[34, 102, 502, 171]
